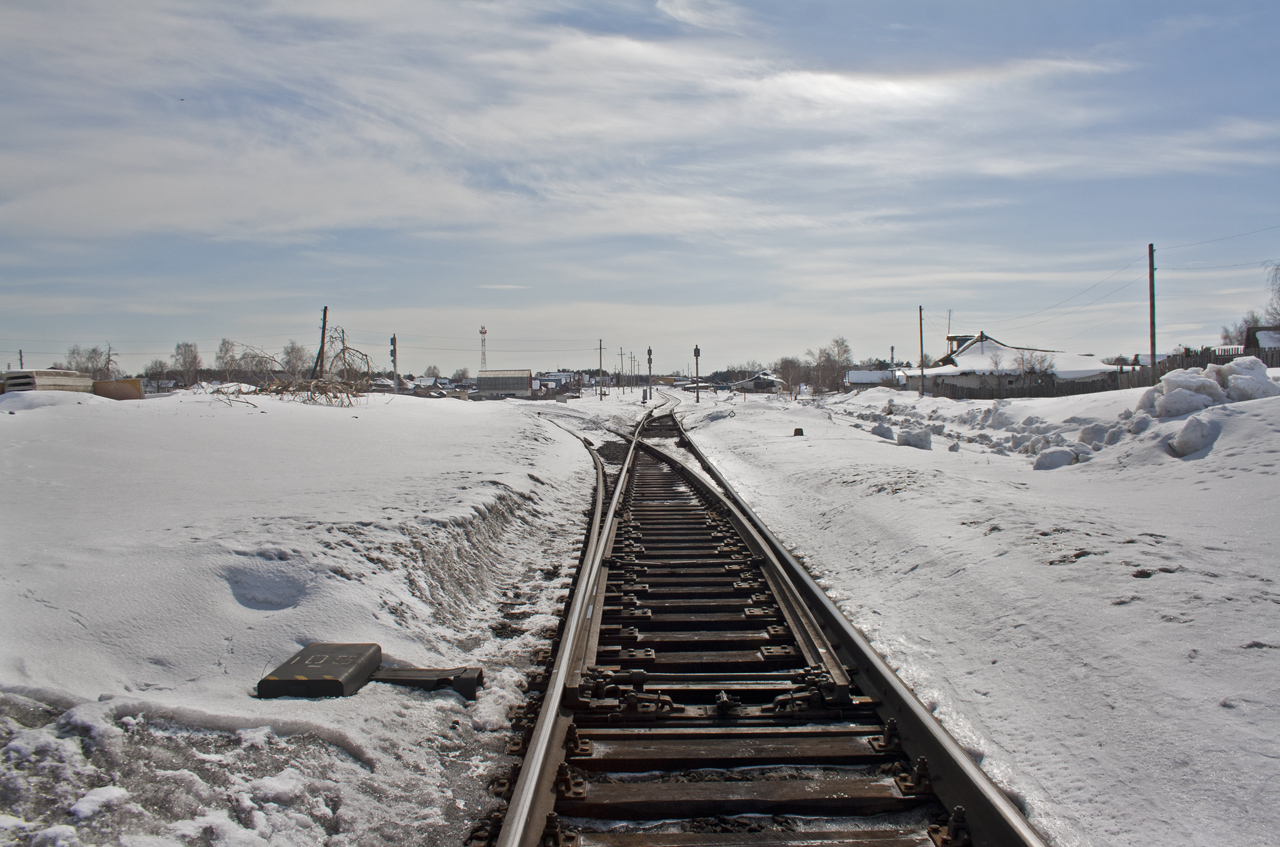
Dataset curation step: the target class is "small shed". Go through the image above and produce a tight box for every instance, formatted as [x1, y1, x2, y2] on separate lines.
[2, 370, 93, 394]
[476, 369, 533, 399]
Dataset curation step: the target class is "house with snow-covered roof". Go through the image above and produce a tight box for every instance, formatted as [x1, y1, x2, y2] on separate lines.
[730, 370, 786, 393]
[905, 332, 1121, 395]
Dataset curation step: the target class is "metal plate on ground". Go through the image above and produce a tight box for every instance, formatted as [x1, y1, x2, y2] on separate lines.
[257, 642, 381, 698]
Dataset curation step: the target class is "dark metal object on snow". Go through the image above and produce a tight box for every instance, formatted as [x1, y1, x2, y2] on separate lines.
[257, 642, 382, 698]
[256, 642, 483, 700]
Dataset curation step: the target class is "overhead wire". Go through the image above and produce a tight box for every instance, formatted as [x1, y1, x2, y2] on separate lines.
[1160, 223, 1280, 251]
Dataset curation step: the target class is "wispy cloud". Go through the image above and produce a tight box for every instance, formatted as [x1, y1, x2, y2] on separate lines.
[1, 1, 1276, 371]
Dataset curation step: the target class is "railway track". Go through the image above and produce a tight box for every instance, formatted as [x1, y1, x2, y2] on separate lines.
[478, 408, 1048, 847]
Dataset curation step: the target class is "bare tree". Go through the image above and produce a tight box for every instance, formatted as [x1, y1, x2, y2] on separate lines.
[143, 358, 168, 388]
[986, 349, 1005, 395]
[1221, 311, 1262, 346]
[773, 356, 805, 400]
[171, 342, 201, 386]
[451, 367, 470, 383]
[1267, 263, 1280, 325]
[1013, 350, 1055, 390]
[280, 340, 311, 378]
[214, 338, 237, 381]
[423, 364, 441, 378]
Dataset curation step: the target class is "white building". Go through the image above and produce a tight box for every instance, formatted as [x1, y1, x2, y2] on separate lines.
[905, 332, 1121, 394]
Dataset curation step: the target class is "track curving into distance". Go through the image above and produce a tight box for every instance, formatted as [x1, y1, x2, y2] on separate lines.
[481, 408, 1048, 847]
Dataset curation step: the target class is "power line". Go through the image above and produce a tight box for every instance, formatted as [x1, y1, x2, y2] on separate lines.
[970, 255, 1146, 326]
[1160, 260, 1275, 271]
[1002, 273, 1147, 334]
[1161, 223, 1280, 251]
[1062, 301, 1145, 341]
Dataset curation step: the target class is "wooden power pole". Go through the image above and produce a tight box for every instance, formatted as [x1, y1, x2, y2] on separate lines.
[1148, 243, 1157, 387]
[310, 306, 328, 379]
[918, 305, 925, 398]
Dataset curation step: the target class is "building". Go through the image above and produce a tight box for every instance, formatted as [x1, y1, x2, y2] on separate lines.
[905, 332, 1121, 394]
[843, 370, 894, 391]
[476, 369, 533, 399]
[730, 370, 786, 393]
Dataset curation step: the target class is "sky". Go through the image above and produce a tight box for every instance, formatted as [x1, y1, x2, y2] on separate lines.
[2, 0, 1279, 377]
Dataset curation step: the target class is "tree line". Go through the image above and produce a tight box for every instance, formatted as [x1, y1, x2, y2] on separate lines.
[708, 336, 937, 398]
[50, 337, 473, 388]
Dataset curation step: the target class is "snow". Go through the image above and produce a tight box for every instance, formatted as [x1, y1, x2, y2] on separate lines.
[895, 428, 932, 450]
[921, 335, 1118, 381]
[670, 377, 1280, 847]
[4, 372, 1280, 846]
[2, 389, 595, 845]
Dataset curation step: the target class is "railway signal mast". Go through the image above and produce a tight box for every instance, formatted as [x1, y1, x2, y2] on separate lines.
[694, 344, 701, 403]
[647, 346, 652, 402]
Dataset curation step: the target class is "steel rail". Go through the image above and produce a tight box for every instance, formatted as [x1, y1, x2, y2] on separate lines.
[657, 410, 1051, 847]
[495, 409, 653, 847]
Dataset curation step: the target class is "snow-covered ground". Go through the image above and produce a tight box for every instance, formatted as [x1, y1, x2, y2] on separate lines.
[666, 377, 1280, 847]
[3, 369, 1278, 847]
[1, 389, 597, 846]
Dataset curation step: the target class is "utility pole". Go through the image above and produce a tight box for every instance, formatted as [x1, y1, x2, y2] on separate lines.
[480, 326, 487, 373]
[311, 306, 328, 379]
[598, 339, 603, 400]
[18, 349, 23, 369]
[918, 306, 925, 398]
[390, 335, 398, 394]
[890, 345, 894, 368]
[647, 346, 652, 402]
[619, 348, 625, 395]
[1148, 243, 1158, 387]
[694, 345, 701, 403]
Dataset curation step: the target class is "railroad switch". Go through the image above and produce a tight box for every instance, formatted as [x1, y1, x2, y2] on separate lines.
[255, 643, 483, 700]
[928, 806, 972, 847]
